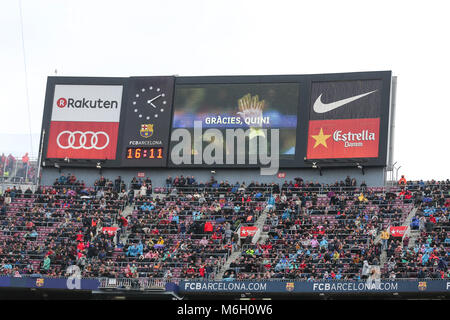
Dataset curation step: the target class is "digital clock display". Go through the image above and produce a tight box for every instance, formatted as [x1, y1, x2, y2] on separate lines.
[126, 147, 163, 159]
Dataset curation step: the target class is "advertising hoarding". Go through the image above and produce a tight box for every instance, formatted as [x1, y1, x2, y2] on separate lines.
[45, 83, 124, 161]
[40, 71, 393, 169]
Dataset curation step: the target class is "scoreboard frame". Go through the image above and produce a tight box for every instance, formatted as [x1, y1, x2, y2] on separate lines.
[39, 71, 393, 170]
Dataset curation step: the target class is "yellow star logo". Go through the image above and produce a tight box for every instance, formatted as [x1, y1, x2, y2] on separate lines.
[311, 128, 331, 148]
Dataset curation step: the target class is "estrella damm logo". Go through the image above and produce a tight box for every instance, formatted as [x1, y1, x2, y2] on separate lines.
[36, 278, 45, 287]
[286, 282, 295, 292]
[140, 124, 154, 138]
[418, 281, 427, 291]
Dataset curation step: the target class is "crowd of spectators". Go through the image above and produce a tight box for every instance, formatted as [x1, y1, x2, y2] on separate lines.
[383, 180, 450, 279]
[227, 179, 447, 280]
[0, 174, 447, 282]
[0, 153, 37, 183]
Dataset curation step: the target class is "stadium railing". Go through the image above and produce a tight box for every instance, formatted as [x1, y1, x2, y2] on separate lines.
[99, 277, 171, 289]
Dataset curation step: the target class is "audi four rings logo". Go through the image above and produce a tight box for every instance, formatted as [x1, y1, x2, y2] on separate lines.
[56, 131, 110, 150]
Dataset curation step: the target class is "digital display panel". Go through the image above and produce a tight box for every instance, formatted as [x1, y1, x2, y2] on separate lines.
[126, 147, 164, 159]
[170, 83, 299, 166]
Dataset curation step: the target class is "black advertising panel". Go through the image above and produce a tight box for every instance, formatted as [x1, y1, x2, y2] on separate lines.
[309, 80, 383, 120]
[306, 78, 387, 162]
[169, 82, 300, 167]
[120, 77, 175, 167]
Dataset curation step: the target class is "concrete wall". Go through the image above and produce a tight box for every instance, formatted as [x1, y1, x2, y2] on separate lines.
[41, 166, 386, 187]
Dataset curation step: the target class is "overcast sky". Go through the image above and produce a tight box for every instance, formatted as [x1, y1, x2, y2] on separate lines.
[1, 0, 449, 180]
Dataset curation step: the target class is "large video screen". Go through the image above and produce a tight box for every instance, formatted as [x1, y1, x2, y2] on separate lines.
[170, 83, 299, 165]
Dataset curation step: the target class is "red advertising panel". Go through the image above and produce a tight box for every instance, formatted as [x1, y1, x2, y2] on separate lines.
[307, 118, 380, 159]
[277, 172, 286, 179]
[102, 227, 119, 236]
[240, 226, 259, 238]
[46, 121, 119, 159]
[389, 226, 408, 237]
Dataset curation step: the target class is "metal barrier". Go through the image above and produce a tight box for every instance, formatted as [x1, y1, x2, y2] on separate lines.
[99, 277, 170, 289]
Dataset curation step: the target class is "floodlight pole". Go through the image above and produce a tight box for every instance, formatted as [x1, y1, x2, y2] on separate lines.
[37, 129, 45, 186]
[395, 166, 402, 183]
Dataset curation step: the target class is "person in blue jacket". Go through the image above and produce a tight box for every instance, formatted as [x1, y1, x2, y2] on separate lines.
[127, 244, 138, 257]
[410, 216, 420, 230]
[136, 242, 144, 256]
[320, 238, 328, 249]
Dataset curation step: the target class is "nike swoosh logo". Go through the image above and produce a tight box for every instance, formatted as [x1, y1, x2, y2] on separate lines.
[313, 90, 378, 113]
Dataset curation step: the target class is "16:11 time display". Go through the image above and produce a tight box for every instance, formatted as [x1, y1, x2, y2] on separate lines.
[126, 147, 163, 159]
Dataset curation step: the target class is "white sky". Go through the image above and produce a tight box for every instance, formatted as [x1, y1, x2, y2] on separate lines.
[1, 0, 449, 180]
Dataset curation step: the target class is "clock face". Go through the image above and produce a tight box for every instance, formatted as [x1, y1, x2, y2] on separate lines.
[132, 85, 168, 120]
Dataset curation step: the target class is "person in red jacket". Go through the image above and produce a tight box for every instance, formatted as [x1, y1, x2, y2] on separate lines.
[120, 216, 128, 228]
[398, 175, 407, 185]
[204, 221, 213, 232]
[211, 232, 221, 240]
[430, 215, 437, 224]
[186, 267, 195, 276]
[77, 242, 85, 251]
[199, 265, 205, 278]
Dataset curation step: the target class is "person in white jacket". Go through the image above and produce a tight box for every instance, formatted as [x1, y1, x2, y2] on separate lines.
[140, 183, 147, 197]
[361, 260, 370, 280]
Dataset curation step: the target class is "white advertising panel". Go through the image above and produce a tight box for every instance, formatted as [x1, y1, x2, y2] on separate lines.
[51, 85, 123, 122]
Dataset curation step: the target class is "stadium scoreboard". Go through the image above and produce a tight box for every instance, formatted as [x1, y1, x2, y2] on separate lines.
[125, 147, 164, 160]
[40, 71, 393, 169]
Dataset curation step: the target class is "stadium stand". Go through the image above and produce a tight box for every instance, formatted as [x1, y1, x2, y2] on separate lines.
[0, 176, 448, 283]
[382, 181, 449, 279]
[0, 153, 37, 184]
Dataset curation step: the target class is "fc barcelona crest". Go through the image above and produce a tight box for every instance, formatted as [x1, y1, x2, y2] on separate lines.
[140, 124, 154, 138]
[36, 278, 44, 287]
[286, 282, 294, 292]
[418, 281, 427, 291]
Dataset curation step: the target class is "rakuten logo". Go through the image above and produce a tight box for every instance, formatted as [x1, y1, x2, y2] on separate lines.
[57, 98, 67, 108]
[51, 85, 123, 122]
[56, 97, 118, 109]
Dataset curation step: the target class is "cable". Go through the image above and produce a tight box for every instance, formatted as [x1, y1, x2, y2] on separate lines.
[18, 0, 34, 158]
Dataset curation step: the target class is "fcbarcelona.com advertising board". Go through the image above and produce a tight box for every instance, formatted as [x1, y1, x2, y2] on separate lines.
[46, 85, 123, 160]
